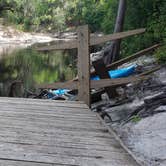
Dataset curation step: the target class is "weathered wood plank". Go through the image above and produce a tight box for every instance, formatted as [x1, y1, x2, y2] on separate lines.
[0, 119, 105, 132]
[90, 28, 145, 46]
[77, 25, 90, 106]
[140, 65, 162, 76]
[0, 128, 117, 147]
[36, 40, 77, 51]
[0, 98, 139, 166]
[0, 114, 104, 130]
[0, 151, 137, 166]
[0, 123, 111, 139]
[91, 75, 149, 89]
[0, 97, 88, 109]
[104, 43, 161, 70]
[0, 160, 60, 166]
[38, 80, 78, 90]
[91, 43, 161, 75]
[0, 108, 98, 122]
[37, 73, 150, 90]
[0, 141, 130, 160]
[0, 101, 92, 114]
[36, 29, 145, 51]
[38, 43, 160, 91]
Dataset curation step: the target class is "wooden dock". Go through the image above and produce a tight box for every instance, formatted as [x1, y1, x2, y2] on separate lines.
[0, 97, 139, 166]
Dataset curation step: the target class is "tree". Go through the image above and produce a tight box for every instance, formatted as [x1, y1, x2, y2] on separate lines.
[104, 0, 127, 64]
[0, 0, 15, 14]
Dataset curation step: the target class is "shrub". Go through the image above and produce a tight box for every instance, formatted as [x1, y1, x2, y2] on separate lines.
[155, 45, 166, 63]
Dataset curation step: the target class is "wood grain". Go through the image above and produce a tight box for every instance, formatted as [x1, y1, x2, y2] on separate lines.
[36, 28, 145, 51]
[0, 97, 139, 165]
[77, 25, 90, 106]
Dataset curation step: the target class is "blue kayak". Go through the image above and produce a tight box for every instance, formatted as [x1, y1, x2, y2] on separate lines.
[91, 65, 136, 80]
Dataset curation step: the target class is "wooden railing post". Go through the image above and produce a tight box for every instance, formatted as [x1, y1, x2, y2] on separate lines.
[77, 25, 90, 107]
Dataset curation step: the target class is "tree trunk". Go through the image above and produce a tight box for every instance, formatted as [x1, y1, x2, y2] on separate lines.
[104, 0, 127, 65]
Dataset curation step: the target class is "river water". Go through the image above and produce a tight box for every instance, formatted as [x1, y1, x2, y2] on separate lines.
[0, 45, 77, 97]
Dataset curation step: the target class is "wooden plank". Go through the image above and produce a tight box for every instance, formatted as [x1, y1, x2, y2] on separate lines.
[0, 97, 88, 109]
[0, 122, 110, 138]
[90, 28, 145, 46]
[90, 43, 161, 76]
[0, 133, 118, 152]
[140, 65, 162, 76]
[0, 106, 92, 117]
[77, 25, 90, 106]
[0, 132, 118, 151]
[106, 43, 161, 70]
[38, 44, 160, 91]
[91, 75, 149, 89]
[0, 98, 139, 165]
[37, 66, 157, 91]
[35, 40, 77, 51]
[0, 114, 104, 130]
[0, 106, 96, 119]
[0, 160, 59, 166]
[38, 80, 78, 90]
[0, 141, 130, 160]
[0, 150, 136, 166]
[36, 29, 145, 51]
[92, 58, 117, 98]
[0, 128, 116, 147]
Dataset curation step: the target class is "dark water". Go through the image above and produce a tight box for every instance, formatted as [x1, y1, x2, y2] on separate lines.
[0, 47, 77, 97]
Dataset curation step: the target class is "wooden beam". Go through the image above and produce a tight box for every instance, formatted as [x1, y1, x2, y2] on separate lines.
[140, 65, 162, 76]
[36, 29, 146, 51]
[37, 80, 78, 90]
[91, 28, 145, 46]
[91, 44, 161, 76]
[77, 25, 90, 107]
[36, 40, 77, 51]
[91, 75, 149, 89]
[106, 44, 161, 70]
[37, 66, 160, 90]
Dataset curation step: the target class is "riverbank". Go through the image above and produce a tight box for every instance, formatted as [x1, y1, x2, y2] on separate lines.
[93, 55, 166, 166]
[0, 24, 57, 57]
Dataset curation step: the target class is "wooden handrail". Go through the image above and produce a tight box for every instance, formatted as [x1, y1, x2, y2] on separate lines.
[35, 25, 161, 107]
[90, 28, 145, 46]
[91, 75, 150, 89]
[36, 29, 146, 51]
[77, 25, 90, 106]
[37, 66, 160, 90]
[38, 80, 78, 90]
[106, 44, 161, 70]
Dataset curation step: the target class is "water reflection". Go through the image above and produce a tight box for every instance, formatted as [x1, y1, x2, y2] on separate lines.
[0, 48, 77, 97]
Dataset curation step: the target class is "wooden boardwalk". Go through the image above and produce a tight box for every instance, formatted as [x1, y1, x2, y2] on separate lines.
[0, 97, 139, 166]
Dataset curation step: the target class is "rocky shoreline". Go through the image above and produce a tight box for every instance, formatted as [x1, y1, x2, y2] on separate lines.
[92, 56, 166, 166]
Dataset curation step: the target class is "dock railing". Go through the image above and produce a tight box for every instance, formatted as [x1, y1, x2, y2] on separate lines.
[36, 25, 161, 107]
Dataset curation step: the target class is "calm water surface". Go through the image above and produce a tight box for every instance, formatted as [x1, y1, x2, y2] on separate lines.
[0, 47, 77, 97]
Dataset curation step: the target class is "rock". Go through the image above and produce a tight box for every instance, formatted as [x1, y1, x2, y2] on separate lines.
[144, 92, 166, 104]
[118, 113, 166, 166]
[105, 99, 144, 122]
[154, 106, 166, 113]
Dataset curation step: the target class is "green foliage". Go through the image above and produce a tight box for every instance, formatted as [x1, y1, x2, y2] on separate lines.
[155, 45, 166, 63]
[121, 0, 166, 56]
[131, 115, 141, 123]
[0, 48, 77, 95]
[2, 0, 66, 32]
[1, 0, 166, 58]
